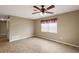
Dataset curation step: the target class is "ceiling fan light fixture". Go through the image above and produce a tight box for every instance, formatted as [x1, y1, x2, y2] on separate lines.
[40, 12, 46, 16]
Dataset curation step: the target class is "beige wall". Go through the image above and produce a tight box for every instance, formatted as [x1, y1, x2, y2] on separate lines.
[9, 16, 34, 42]
[0, 21, 7, 36]
[34, 10, 79, 47]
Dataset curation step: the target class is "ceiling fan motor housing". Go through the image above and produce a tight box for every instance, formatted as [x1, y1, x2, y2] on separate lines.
[41, 5, 46, 13]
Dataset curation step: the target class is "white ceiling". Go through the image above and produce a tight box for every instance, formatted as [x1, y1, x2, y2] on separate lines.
[0, 5, 79, 19]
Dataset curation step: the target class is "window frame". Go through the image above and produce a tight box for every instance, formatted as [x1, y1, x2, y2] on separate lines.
[41, 22, 57, 33]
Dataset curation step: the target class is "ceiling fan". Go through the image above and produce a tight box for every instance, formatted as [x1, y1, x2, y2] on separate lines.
[32, 5, 55, 16]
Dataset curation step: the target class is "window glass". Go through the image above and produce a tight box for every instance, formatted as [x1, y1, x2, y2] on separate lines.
[41, 22, 57, 33]
[49, 23, 57, 33]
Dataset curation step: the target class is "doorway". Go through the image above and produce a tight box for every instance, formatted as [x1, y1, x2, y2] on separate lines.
[0, 20, 9, 41]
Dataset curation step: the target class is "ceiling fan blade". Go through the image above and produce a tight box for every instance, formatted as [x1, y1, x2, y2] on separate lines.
[46, 12, 53, 14]
[47, 5, 55, 10]
[32, 12, 40, 14]
[33, 6, 40, 10]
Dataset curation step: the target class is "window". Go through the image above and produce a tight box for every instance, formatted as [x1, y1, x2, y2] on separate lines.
[41, 18, 57, 33]
[41, 23, 57, 33]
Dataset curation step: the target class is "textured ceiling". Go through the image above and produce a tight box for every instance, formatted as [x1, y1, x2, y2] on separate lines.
[0, 5, 79, 19]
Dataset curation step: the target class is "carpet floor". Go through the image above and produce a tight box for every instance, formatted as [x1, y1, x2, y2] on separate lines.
[0, 37, 79, 53]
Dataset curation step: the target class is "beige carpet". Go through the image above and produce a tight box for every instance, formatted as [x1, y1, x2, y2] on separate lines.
[0, 37, 79, 53]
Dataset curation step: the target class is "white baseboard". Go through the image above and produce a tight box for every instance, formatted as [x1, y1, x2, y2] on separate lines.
[36, 35, 79, 48]
[9, 35, 34, 42]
